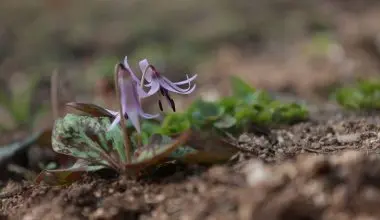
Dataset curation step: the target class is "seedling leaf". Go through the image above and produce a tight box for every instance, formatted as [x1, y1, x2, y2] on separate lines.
[230, 76, 256, 97]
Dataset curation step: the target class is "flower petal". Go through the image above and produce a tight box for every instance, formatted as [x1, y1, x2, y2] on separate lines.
[173, 74, 197, 86]
[108, 114, 121, 131]
[105, 109, 119, 116]
[127, 109, 141, 133]
[139, 111, 160, 119]
[160, 77, 196, 94]
[138, 59, 153, 82]
[123, 56, 141, 83]
[145, 80, 161, 96]
[136, 85, 150, 98]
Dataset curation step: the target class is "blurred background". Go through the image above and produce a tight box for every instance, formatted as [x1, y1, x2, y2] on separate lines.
[1, 0, 380, 135]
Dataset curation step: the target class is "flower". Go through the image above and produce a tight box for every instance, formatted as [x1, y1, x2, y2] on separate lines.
[137, 59, 197, 112]
[122, 56, 151, 99]
[108, 63, 159, 133]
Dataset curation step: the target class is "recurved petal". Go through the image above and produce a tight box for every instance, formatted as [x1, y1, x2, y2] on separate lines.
[173, 74, 197, 86]
[145, 80, 161, 96]
[160, 77, 196, 94]
[105, 109, 119, 116]
[139, 59, 153, 82]
[139, 110, 160, 119]
[123, 56, 141, 83]
[136, 84, 150, 98]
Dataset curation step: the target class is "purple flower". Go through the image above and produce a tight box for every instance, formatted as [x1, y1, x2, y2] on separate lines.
[138, 59, 197, 112]
[108, 63, 159, 133]
[122, 56, 151, 98]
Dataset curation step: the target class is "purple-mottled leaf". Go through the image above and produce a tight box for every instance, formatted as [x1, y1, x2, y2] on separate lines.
[170, 146, 235, 164]
[169, 130, 238, 164]
[35, 159, 105, 185]
[124, 131, 191, 173]
[52, 114, 125, 171]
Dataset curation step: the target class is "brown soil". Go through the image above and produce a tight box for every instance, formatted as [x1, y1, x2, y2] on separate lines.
[3, 107, 380, 220]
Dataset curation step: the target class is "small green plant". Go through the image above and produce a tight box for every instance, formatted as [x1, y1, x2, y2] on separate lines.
[159, 76, 309, 137]
[333, 79, 380, 110]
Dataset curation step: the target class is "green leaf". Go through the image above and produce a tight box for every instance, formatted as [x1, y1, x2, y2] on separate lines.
[230, 76, 255, 97]
[213, 114, 237, 129]
[141, 121, 161, 136]
[242, 90, 272, 106]
[160, 113, 190, 135]
[271, 103, 309, 124]
[187, 100, 224, 128]
[333, 79, 380, 110]
[52, 114, 125, 170]
[35, 159, 105, 185]
[218, 97, 238, 114]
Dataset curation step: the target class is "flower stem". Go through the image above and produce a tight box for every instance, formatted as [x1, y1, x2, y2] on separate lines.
[114, 64, 132, 164]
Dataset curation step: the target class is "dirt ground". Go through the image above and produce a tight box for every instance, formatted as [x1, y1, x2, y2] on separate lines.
[2, 105, 380, 220]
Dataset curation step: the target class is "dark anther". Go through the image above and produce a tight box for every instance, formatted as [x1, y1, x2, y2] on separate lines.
[158, 100, 163, 111]
[168, 97, 176, 112]
[159, 87, 165, 96]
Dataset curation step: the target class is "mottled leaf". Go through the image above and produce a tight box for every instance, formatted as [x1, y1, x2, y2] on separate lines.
[52, 114, 125, 170]
[125, 131, 191, 172]
[170, 146, 234, 164]
[169, 130, 237, 164]
[35, 159, 105, 185]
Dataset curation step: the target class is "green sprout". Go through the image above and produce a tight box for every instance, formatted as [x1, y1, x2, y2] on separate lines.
[333, 79, 380, 110]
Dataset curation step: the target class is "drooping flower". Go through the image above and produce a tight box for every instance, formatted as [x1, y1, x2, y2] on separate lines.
[122, 56, 151, 99]
[108, 63, 159, 133]
[137, 59, 197, 112]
